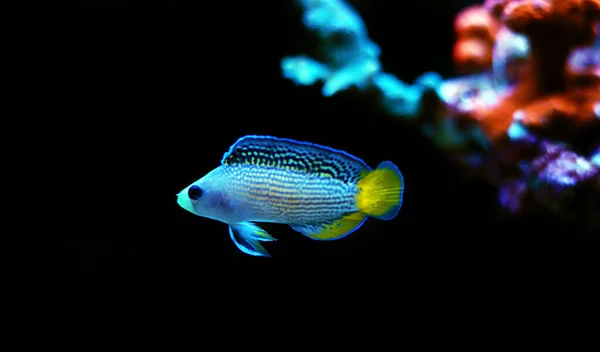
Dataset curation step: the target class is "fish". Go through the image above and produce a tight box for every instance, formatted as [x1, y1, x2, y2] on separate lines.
[176, 135, 404, 257]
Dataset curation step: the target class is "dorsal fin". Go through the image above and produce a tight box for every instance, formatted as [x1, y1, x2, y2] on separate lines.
[221, 135, 370, 183]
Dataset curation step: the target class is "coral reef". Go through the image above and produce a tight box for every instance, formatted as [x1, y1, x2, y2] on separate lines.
[281, 0, 600, 227]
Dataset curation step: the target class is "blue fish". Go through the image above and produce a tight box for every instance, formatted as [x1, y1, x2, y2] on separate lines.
[176, 135, 404, 257]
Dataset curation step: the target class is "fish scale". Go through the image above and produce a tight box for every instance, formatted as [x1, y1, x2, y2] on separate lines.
[222, 164, 357, 224]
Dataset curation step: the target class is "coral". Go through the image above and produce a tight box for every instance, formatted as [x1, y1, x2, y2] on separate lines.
[282, 0, 600, 227]
[479, 0, 600, 140]
[453, 5, 501, 74]
[500, 141, 600, 230]
[281, 0, 382, 98]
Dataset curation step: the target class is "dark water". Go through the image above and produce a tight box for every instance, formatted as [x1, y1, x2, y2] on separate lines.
[35, 0, 598, 348]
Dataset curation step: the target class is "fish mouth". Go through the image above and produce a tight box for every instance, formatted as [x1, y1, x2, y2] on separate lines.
[176, 192, 195, 214]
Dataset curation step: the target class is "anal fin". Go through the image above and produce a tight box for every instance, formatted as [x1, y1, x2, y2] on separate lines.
[291, 212, 367, 241]
[229, 222, 276, 257]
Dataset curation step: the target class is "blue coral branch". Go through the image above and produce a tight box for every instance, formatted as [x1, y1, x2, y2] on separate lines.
[281, 0, 445, 119]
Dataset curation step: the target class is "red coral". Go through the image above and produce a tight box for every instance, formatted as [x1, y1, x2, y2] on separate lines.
[478, 0, 600, 140]
[515, 89, 600, 128]
[453, 5, 500, 73]
[454, 5, 500, 38]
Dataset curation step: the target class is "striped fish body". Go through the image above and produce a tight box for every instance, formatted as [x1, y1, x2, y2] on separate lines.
[176, 135, 404, 257]
[214, 162, 361, 225]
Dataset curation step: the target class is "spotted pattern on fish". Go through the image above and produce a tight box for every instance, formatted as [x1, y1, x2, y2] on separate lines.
[221, 136, 369, 184]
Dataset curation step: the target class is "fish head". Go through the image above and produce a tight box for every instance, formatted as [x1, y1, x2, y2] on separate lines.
[177, 168, 237, 223]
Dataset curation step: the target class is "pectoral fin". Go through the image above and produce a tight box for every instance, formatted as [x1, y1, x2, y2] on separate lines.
[229, 222, 276, 257]
[291, 212, 367, 241]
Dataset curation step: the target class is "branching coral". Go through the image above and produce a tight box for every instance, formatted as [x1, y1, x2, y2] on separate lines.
[282, 0, 600, 227]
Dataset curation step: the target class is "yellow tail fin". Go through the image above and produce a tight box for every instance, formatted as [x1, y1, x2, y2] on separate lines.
[356, 161, 404, 220]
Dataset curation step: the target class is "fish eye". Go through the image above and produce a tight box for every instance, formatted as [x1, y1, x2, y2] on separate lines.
[188, 185, 203, 200]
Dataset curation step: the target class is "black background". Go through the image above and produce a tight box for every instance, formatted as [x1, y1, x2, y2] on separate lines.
[33, 0, 598, 348]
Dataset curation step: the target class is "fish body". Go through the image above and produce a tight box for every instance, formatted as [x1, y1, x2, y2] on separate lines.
[177, 135, 404, 257]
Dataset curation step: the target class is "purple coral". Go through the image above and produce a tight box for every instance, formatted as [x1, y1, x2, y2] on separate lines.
[498, 142, 600, 221]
